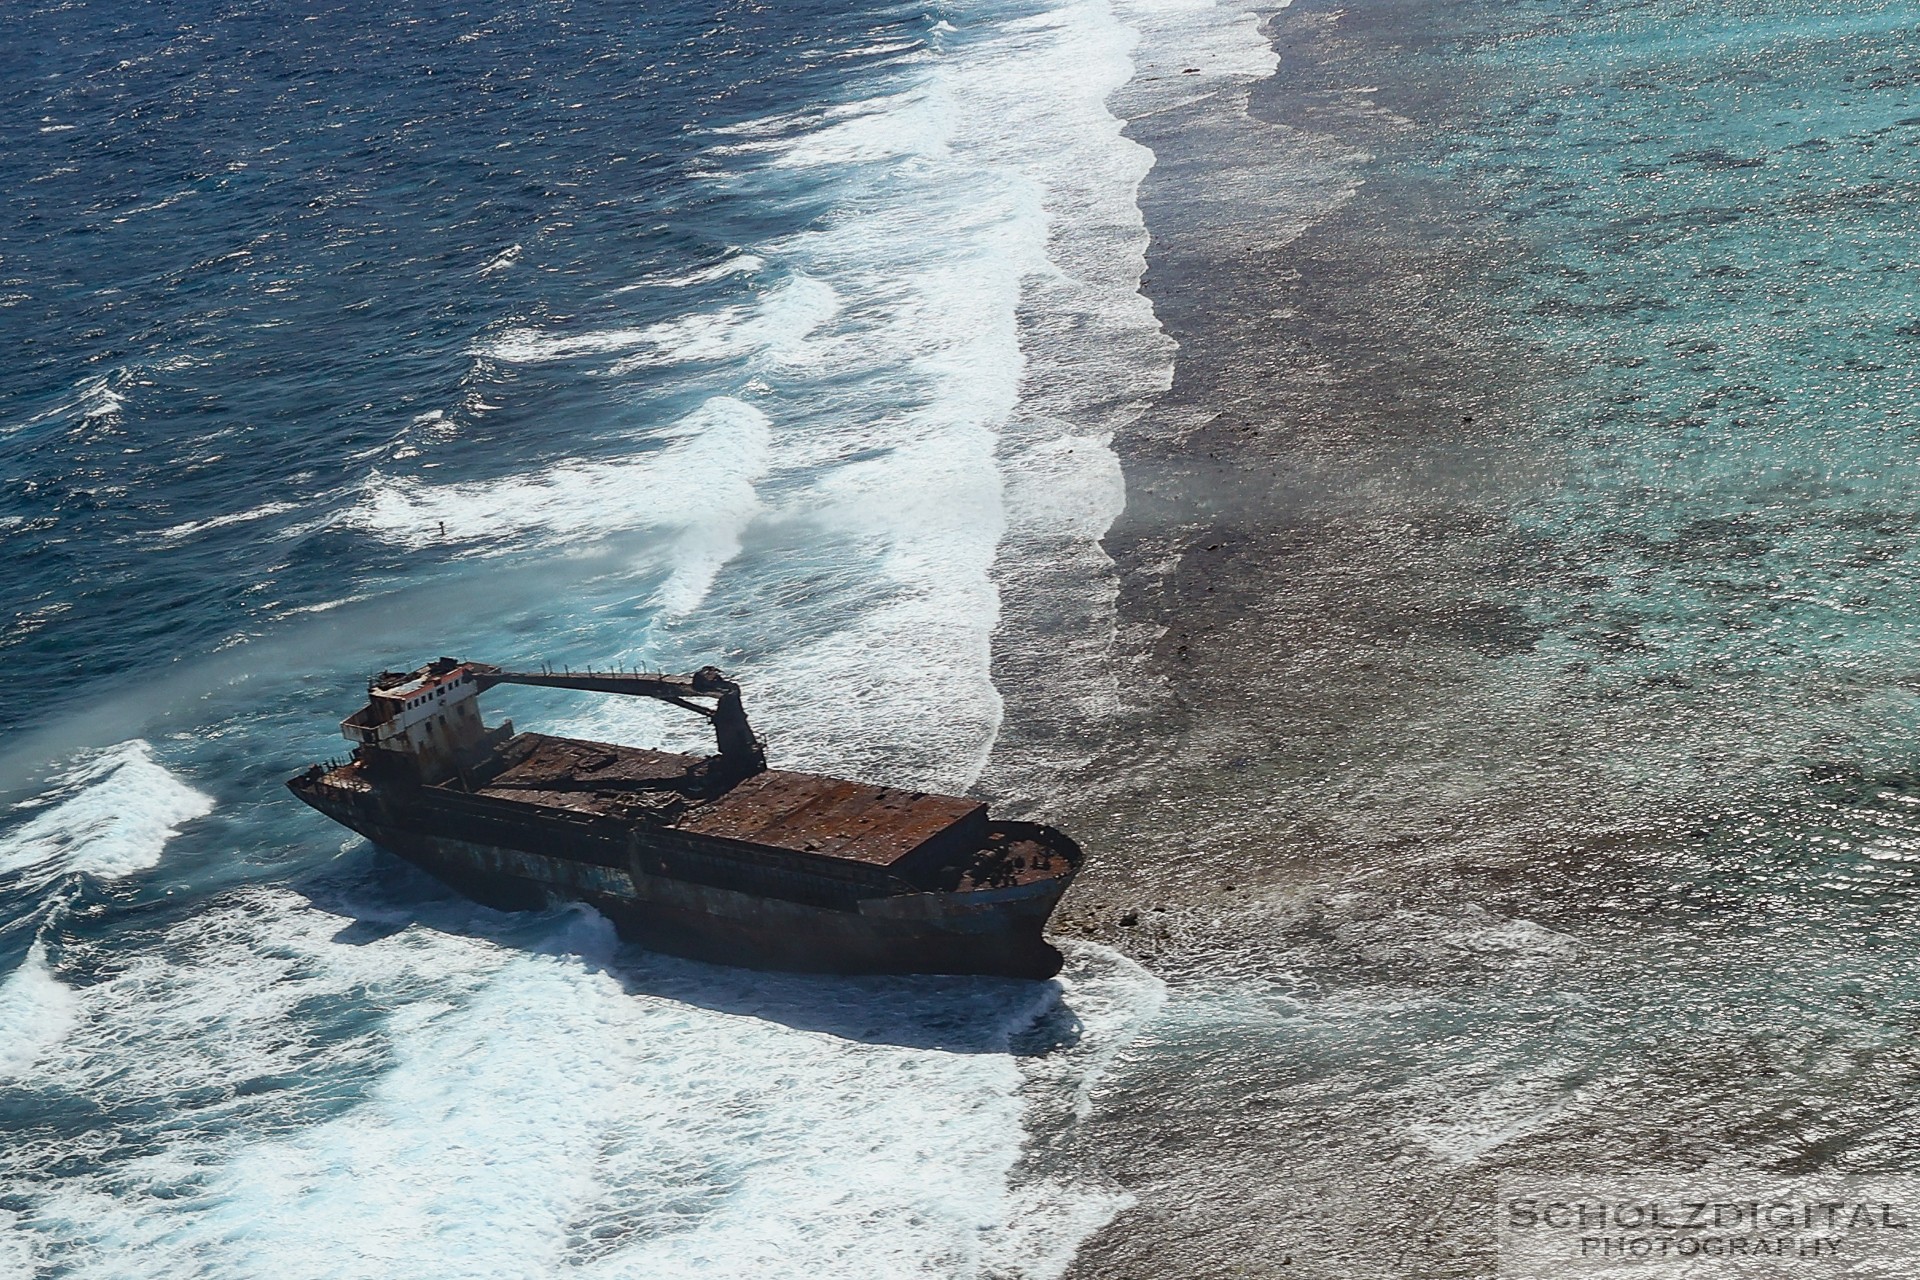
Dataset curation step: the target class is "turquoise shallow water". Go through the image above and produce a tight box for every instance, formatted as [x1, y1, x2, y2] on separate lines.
[1467, 0, 1920, 775]
[1452, 0, 1920, 1031]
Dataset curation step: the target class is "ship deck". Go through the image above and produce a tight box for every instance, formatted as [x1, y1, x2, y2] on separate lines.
[467, 734, 707, 812]
[460, 733, 990, 871]
[303, 732, 1076, 890]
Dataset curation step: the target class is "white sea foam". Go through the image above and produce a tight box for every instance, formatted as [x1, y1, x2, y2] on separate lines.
[744, 89, 950, 169]
[610, 274, 839, 374]
[75, 375, 126, 423]
[480, 243, 523, 275]
[150, 499, 302, 544]
[0, 1210, 42, 1278]
[2, 373, 126, 437]
[477, 323, 660, 362]
[476, 275, 835, 369]
[0, 741, 212, 882]
[621, 254, 766, 291]
[354, 396, 771, 618]
[3, 893, 1161, 1280]
[0, 942, 80, 1079]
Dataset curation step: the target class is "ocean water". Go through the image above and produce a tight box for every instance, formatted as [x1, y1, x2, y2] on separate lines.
[9, 0, 1919, 1273]
[0, 0, 1260, 1273]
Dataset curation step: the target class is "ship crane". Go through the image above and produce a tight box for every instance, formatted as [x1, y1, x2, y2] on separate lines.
[469, 663, 766, 779]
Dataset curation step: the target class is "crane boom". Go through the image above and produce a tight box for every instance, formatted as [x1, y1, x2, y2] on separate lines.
[471, 663, 766, 778]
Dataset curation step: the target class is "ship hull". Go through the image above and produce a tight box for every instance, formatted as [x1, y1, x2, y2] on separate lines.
[299, 788, 1071, 980]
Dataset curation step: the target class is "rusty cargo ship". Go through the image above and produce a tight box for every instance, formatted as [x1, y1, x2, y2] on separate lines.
[288, 658, 1082, 978]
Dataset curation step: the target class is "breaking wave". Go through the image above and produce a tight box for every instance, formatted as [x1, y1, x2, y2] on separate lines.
[0, 740, 212, 883]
